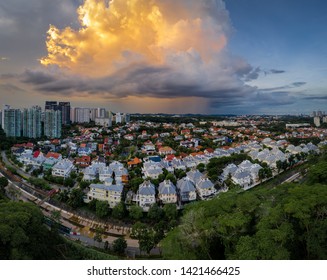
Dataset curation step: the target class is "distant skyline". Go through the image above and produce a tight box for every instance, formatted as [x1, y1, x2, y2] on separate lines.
[0, 0, 326, 114]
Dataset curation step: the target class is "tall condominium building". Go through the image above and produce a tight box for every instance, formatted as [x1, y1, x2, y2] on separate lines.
[45, 101, 71, 125]
[124, 113, 131, 124]
[45, 101, 59, 111]
[4, 108, 22, 137]
[2, 105, 10, 128]
[44, 109, 62, 139]
[97, 108, 107, 118]
[58, 102, 71, 125]
[73, 108, 90, 123]
[22, 106, 42, 138]
[115, 112, 122, 123]
[89, 108, 98, 121]
[314, 116, 321, 127]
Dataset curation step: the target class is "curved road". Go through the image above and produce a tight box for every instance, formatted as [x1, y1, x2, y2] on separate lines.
[0, 153, 156, 256]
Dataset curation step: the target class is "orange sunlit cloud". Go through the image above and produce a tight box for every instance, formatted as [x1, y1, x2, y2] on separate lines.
[41, 0, 229, 77]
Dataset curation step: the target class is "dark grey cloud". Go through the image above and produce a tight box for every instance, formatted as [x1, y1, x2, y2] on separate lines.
[303, 95, 327, 100]
[0, 0, 79, 72]
[269, 69, 286, 74]
[261, 81, 307, 92]
[22, 69, 57, 84]
[21, 60, 259, 101]
[292, 82, 306, 87]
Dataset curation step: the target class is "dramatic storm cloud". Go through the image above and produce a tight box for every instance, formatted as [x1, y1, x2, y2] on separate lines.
[33, 0, 258, 111]
[2, 0, 325, 114]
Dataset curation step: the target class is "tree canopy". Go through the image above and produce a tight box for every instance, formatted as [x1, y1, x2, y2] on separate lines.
[162, 182, 327, 260]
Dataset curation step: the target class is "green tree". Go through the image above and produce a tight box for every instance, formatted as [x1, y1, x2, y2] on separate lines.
[129, 177, 144, 192]
[0, 177, 9, 193]
[80, 180, 91, 190]
[67, 189, 85, 209]
[147, 204, 163, 220]
[276, 160, 282, 173]
[56, 189, 69, 202]
[258, 168, 266, 183]
[0, 201, 60, 259]
[95, 200, 110, 219]
[112, 237, 127, 255]
[307, 161, 327, 184]
[112, 202, 126, 220]
[197, 163, 205, 173]
[163, 204, 178, 221]
[64, 177, 75, 188]
[93, 227, 103, 246]
[165, 173, 177, 185]
[129, 205, 144, 220]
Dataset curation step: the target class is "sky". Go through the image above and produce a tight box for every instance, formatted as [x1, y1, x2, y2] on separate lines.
[0, 0, 326, 115]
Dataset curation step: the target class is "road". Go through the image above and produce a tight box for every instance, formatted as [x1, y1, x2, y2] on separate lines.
[281, 172, 301, 184]
[0, 158, 157, 257]
[1, 151, 70, 192]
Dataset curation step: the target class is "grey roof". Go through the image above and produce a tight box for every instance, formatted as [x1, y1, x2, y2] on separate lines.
[109, 161, 124, 171]
[84, 166, 97, 176]
[99, 167, 113, 175]
[197, 178, 214, 189]
[90, 183, 123, 192]
[138, 181, 156, 196]
[177, 177, 196, 193]
[159, 180, 177, 195]
[233, 171, 251, 179]
[186, 170, 204, 184]
[224, 163, 238, 174]
[53, 159, 73, 170]
[238, 160, 253, 169]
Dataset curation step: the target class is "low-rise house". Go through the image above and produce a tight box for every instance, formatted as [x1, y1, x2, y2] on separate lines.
[160, 160, 174, 173]
[158, 180, 177, 204]
[109, 161, 124, 171]
[142, 141, 156, 155]
[135, 181, 156, 212]
[142, 161, 163, 179]
[171, 158, 186, 170]
[186, 169, 204, 186]
[99, 166, 113, 182]
[83, 166, 97, 181]
[158, 146, 176, 156]
[43, 158, 57, 171]
[86, 183, 123, 208]
[177, 177, 197, 202]
[231, 170, 252, 189]
[78, 147, 92, 156]
[220, 163, 238, 181]
[249, 163, 263, 182]
[127, 157, 142, 168]
[183, 157, 197, 168]
[75, 156, 91, 168]
[52, 159, 74, 178]
[46, 152, 62, 161]
[196, 178, 216, 199]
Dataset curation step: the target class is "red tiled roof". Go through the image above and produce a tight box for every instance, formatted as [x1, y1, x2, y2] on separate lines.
[46, 152, 61, 159]
[25, 142, 34, 148]
[33, 151, 41, 158]
[165, 155, 176, 161]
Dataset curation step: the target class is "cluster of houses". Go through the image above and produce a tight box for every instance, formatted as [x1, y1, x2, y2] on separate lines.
[127, 169, 216, 211]
[220, 160, 263, 190]
[84, 168, 216, 211]
[10, 136, 321, 212]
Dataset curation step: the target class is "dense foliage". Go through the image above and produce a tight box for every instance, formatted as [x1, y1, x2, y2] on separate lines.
[0, 200, 117, 260]
[162, 183, 327, 259]
[162, 150, 327, 260]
